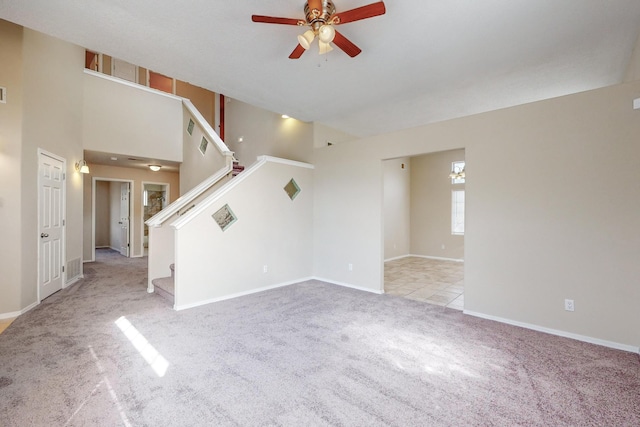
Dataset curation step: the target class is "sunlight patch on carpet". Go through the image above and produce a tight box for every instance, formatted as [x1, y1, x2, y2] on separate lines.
[115, 316, 170, 377]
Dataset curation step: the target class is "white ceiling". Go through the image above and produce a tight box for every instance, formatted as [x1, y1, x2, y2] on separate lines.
[2, 0, 640, 137]
[83, 151, 181, 173]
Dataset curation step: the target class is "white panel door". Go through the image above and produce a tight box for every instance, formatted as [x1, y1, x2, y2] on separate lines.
[112, 58, 138, 83]
[119, 183, 130, 257]
[39, 153, 64, 300]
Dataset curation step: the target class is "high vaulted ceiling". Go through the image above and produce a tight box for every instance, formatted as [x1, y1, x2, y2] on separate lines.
[2, 1, 640, 137]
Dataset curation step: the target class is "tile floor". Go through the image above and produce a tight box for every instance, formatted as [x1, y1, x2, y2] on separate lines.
[384, 256, 464, 310]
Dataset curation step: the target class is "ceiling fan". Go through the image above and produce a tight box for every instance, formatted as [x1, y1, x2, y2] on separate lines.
[251, 1, 386, 59]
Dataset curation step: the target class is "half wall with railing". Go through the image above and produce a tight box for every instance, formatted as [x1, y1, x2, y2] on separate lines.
[148, 156, 314, 310]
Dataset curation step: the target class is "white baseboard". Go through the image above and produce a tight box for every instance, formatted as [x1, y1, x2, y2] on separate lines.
[384, 254, 411, 262]
[64, 275, 83, 288]
[384, 254, 464, 263]
[173, 276, 386, 311]
[174, 277, 315, 311]
[0, 301, 39, 321]
[409, 254, 464, 263]
[464, 309, 639, 354]
[311, 277, 384, 295]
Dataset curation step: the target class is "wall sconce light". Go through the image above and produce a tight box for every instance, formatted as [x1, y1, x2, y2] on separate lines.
[75, 160, 90, 174]
[149, 165, 161, 172]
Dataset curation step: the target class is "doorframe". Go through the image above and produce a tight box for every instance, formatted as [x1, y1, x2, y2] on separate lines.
[141, 181, 171, 257]
[37, 148, 67, 303]
[91, 177, 135, 262]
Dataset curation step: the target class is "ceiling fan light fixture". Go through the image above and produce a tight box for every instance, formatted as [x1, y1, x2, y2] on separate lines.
[319, 41, 334, 55]
[297, 30, 315, 49]
[318, 24, 336, 43]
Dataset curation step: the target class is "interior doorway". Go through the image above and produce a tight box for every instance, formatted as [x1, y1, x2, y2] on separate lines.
[92, 178, 134, 261]
[38, 150, 66, 301]
[142, 182, 170, 256]
[382, 149, 465, 310]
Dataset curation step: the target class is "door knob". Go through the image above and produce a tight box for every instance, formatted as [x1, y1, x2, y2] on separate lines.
[40, 233, 49, 238]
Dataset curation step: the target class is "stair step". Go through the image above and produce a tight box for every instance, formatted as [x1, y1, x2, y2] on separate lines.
[232, 161, 245, 177]
[151, 276, 174, 304]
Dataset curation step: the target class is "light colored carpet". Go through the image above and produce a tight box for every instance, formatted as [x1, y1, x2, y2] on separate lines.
[0, 249, 638, 426]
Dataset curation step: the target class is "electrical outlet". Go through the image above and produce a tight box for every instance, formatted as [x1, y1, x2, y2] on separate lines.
[564, 299, 575, 312]
[263, 265, 268, 273]
[441, 244, 445, 250]
[348, 263, 353, 271]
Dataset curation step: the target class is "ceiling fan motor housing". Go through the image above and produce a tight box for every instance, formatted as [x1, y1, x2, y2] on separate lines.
[304, 0, 336, 32]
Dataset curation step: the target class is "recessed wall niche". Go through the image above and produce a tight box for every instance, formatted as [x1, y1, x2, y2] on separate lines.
[199, 137, 208, 155]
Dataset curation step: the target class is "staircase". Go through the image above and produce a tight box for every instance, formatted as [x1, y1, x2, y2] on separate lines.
[147, 156, 313, 311]
[232, 161, 245, 176]
[151, 263, 174, 304]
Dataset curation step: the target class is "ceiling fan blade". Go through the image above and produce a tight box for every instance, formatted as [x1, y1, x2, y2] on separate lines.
[252, 15, 302, 25]
[332, 1, 386, 24]
[332, 30, 362, 57]
[289, 44, 307, 59]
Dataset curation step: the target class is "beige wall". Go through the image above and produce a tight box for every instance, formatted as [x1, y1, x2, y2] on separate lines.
[82, 163, 179, 261]
[313, 122, 356, 148]
[1, 22, 84, 315]
[175, 159, 314, 309]
[102, 55, 112, 75]
[95, 181, 110, 247]
[0, 20, 24, 315]
[314, 81, 640, 349]
[225, 98, 314, 165]
[624, 32, 640, 82]
[21, 28, 85, 308]
[175, 81, 216, 127]
[410, 149, 465, 260]
[83, 71, 183, 162]
[179, 107, 229, 194]
[108, 182, 122, 250]
[383, 158, 411, 260]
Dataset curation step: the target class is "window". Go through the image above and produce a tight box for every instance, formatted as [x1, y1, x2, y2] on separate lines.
[452, 190, 465, 235]
[450, 161, 465, 184]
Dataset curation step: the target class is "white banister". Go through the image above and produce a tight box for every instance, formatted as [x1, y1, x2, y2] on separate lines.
[171, 156, 314, 230]
[146, 163, 233, 227]
[183, 99, 233, 157]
